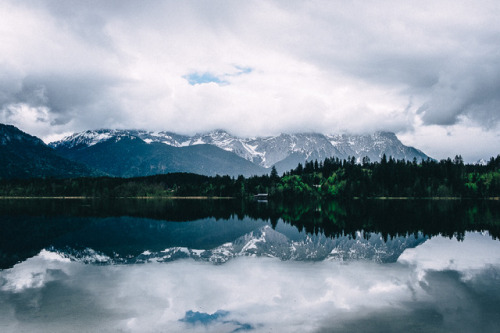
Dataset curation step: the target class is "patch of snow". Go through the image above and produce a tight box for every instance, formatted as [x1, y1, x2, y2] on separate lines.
[192, 138, 205, 145]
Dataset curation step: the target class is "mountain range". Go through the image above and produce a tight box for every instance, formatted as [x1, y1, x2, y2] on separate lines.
[49, 128, 430, 177]
[0, 123, 431, 179]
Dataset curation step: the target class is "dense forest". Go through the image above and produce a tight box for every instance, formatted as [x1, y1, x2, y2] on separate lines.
[0, 155, 499, 199]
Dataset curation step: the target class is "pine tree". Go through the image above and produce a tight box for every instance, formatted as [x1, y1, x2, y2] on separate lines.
[270, 166, 279, 182]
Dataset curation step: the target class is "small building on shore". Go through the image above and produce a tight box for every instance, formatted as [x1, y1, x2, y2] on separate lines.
[253, 193, 268, 200]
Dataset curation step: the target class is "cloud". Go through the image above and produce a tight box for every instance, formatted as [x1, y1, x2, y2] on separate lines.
[0, 0, 499, 159]
[417, 65, 500, 127]
[398, 120, 500, 163]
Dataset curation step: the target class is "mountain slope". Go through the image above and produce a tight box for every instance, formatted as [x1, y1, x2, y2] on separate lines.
[52, 132, 267, 177]
[0, 124, 101, 179]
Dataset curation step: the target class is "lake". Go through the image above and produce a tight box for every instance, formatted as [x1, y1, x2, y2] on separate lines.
[1, 199, 499, 332]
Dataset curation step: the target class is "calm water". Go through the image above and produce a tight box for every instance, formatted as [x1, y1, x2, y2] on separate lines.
[1, 199, 499, 332]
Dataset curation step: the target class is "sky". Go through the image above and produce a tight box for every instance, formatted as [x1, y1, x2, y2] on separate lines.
[0, 0, 499, 162]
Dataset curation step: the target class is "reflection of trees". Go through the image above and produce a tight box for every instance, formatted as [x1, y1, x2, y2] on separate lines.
[0, 198, 244, 221]
[1, 199, 498, 241]
[270, 199, 500, 241]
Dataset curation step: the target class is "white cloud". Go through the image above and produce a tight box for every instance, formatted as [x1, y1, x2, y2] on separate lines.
[1, 103, 53, 137]
[398, 117, 500, 162]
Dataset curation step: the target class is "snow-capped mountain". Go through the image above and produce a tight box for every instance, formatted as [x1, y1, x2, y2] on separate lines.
[50, 129, 430, 173]
[52, 225, 427, 265]
[49, 129, 186, 150]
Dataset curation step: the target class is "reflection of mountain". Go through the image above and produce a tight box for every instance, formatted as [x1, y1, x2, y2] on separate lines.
[53, 224, 427, 265]
[154, 226, 427, 264]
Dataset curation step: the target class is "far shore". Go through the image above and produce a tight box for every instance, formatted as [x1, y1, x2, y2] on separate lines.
[358, 196, 500, 200]
[0, 196, 236, 200]
[0, 196, 498, 200]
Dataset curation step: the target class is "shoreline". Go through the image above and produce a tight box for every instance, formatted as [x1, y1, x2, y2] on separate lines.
[356, 196, 500, 200]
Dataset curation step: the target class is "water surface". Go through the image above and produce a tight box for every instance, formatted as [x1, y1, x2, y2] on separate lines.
[1, 199, 499, 332]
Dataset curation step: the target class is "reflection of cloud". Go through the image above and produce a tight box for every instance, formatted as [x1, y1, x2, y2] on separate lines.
[0, 233, 499, 332]
[316, 267, 500, 333]
[0, 250, 70, 292]
[398, 232, 500, 273]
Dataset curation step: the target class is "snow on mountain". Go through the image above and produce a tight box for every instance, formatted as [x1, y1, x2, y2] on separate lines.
[50, 129, 431, 169]
[326, 131, 429, 164]
[49, 129, 126, 149]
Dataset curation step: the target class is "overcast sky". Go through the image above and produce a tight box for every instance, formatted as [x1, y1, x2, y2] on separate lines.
[1, 0, 499, 162]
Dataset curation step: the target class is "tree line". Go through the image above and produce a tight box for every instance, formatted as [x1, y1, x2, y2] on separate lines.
[276, 154, 500, 199]
[0, 155, 499, 199]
